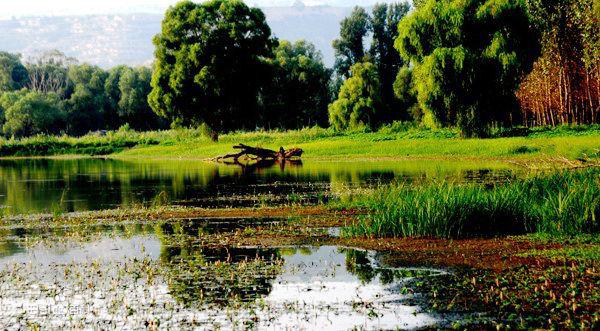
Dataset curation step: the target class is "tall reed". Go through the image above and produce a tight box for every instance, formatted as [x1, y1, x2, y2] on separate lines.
[342, 169, 599, 238]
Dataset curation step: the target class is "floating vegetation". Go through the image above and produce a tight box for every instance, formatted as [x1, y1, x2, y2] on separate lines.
[0, 223, 454, 329]
[410, 263, 599, 329]
[0, 158, 597, 329]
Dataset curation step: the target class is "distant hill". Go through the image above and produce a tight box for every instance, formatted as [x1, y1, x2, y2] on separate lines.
[0, 6, 355, 68]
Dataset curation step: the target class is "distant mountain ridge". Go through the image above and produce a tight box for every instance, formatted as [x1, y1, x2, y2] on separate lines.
[0, 6, 356, 68]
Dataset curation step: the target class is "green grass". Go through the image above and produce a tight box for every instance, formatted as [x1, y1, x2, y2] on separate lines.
[0, 124, 599, 161]
[340, 168, 600, 238]
[519, 246, 600, 262]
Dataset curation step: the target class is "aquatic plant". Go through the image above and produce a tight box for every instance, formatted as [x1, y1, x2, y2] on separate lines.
[342, 169, 599, 238]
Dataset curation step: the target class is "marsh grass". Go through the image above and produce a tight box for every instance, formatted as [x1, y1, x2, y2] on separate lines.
[342, 169, 599, 238]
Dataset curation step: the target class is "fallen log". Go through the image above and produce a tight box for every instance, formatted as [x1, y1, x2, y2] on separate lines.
[216, 144, 303, 162]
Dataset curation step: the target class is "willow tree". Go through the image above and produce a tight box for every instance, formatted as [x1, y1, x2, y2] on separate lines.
[395, 0, 540, 136]
[149, 0, 274, 132]
[261, 40, 331, 129]
[329, 62, 382, 131]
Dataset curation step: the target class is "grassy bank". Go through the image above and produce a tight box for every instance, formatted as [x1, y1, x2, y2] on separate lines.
[0, 124, 598, 162]
[340, 168, 599, 238]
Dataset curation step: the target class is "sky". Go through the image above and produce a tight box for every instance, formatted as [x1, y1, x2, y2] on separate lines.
[0, 0, 403, 18]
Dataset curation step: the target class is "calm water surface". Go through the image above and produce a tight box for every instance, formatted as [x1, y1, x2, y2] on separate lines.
[0, 158, 518, 215]
[0, 219, 460, 329]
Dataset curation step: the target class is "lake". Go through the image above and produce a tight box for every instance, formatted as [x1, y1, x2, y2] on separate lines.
[0, 158, 519, 215]
[0, 218, 465, 329]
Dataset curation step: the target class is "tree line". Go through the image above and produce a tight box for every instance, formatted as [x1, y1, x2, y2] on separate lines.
[517, 0, 599, 126]
[0, 0, 597, 139]
[0, 50, 164, 137]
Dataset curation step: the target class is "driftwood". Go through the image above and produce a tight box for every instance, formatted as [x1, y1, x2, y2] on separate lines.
[216, 144, 303, 163]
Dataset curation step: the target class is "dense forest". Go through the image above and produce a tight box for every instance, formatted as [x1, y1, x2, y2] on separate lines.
[0, 0, 598, 138]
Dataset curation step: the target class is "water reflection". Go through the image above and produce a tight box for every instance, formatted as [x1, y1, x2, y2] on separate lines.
[0, 219, 450, 329]
[0, 158, 518, 214]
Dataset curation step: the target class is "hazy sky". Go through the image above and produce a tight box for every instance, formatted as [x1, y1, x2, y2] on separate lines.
[1, 0, 404, 18]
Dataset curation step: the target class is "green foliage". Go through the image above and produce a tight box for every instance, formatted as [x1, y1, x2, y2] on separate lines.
[369, 2, 411, 122]
[0, 124, 597, 159]
[149, 0, 275, 132]
[332, 6, 370, 79]
[262, 40, 331, 129]
[329, 62, 382, 131]
[65, 64, 108, 135]
[117, 67, 162, 130]
[395, 0, 541, 137]
[0, 52, 29, 92]
[342, 169, 600, 238]
[0, 90, 65, 138]
[0, 129, 161, 157]
[393, 67, 421, 121]
[104, 65, 129, 129]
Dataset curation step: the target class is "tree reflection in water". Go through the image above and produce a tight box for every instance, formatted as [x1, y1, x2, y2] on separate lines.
[154, 220, 283, 307]
[342, 248, 441, 285]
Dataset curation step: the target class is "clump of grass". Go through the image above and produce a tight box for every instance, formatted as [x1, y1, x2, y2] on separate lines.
[342, 169, 599, 238]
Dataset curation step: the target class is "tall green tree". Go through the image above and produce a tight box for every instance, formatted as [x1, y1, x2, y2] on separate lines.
[118, 67, 162, 130]
[395, 0, 540, 137]
[369, 2, 410, 122]
[0, 52, 29, 92]
[332, 7, 370, 79]
[393, 67, 421, 121]
[329, 62, 382, 131]
[1, 90, 65, 138]
[149, 0, 275, 132]
[262, 40, 331, 129]
[104, 65, 128, 129]
[65, 64, 108, 135]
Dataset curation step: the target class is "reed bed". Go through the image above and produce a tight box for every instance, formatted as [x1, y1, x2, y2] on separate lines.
[342, 169, 599, 238]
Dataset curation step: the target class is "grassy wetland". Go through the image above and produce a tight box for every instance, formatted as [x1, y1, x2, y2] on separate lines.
[1, 0, 599, 328]
[0, 124, 598, 165]
[0, 152, 598, 329]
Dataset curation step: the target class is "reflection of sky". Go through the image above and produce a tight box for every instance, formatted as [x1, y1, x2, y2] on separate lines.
[0, 234, 442, 329]
[1, 1, 408, 19]
[269, 246, 440, 329]
[0, 236, 161, 267]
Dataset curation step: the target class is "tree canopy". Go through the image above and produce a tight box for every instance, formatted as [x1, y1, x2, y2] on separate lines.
[332, 7, 370, 79]
[517, 0, 599, 125]
[395, 0, 540, 136]
[118, 67, 160, 130]
[1, 90, 65, 138]
[0, 52, 29, 92]
[329, 62, 382, 131]
[65, 64, 108, 135]
[149, 0, 275, 132]
[369, 2, 410, 123]
[261, 40, 331, 129]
